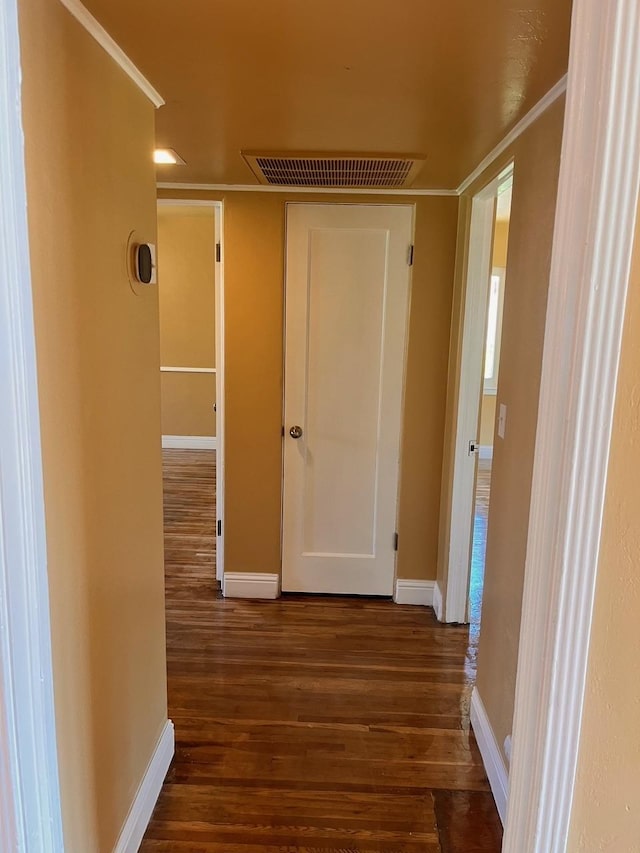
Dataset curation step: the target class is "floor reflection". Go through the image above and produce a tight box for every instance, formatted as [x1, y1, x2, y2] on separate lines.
[469, 459, 492, 640]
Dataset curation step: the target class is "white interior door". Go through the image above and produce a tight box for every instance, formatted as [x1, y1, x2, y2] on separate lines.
[282, 204, 413, 595]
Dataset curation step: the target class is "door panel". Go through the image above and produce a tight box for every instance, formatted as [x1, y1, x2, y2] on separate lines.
[282, 204, 413, 595]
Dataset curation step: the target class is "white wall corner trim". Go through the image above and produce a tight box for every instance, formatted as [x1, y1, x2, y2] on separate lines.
[470, 688, 509, 824]
[156, 181, 458, 197]
[157, 199, 220, 208]
[504, 2, 640, 852]
[113, 719, 174, 853]
[457, 74, 568, 195]
[479, 445, 493, 461]
[0, 0, 65, 847]
[162, 435, 217, 450]
[433, 581, 444, 621]
[56, 0, 164, 107]
[223, 573, 281, 599]
[160, 366, 216, 374]
[393, 579, 435, 606]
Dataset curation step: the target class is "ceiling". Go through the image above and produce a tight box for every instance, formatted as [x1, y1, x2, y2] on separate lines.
[83, 0, 573, 189]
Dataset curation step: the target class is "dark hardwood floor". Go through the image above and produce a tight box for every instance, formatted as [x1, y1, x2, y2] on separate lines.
[142, 449, 502, 852]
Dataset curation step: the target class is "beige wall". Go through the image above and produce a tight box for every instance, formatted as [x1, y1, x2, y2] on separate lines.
[160, 372, 216, 436]
[19, 1, 168, 850]
[157, 205, 216, 436]
[567, 204, 640, 851]
[437, 98, 565, 759]
[475, 100, 565, 758]
[479, 394, 497, 446]
[492, 220, 510, 267]
[158, 189, 459, 580]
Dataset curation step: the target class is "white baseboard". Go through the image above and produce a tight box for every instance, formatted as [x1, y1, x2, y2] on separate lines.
[162, 435, 217, 450]
[113, 719, 174, 853]
[223, 572, 280, 599]
[470, 687, 508, 825]
[433, 580, 444, 620]
[479, 445, 493, 460]
[393, 579, 435, 606]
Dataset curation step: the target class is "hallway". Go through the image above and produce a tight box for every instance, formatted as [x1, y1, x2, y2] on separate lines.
[142, 450, 503, 851]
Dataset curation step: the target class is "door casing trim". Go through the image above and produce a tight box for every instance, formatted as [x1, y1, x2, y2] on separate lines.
[0, 0, 65, 846]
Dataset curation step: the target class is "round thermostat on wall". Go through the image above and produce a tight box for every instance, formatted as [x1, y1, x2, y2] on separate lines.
[135, 243, 156, 284]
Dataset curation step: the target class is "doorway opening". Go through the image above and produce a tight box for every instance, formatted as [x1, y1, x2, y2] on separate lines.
[156, 199, 224, 584]
[444, 164, 513, 625]
[469, 173, 512, 629]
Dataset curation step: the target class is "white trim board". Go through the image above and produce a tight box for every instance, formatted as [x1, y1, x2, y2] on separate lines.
[160, 366, 216, 374]
[393, 579, 435, 606]
[213, 202, 226, 582]
[162, 435, 216, 450]
[157, 199, 219, 208]
[457, 75, 567, 194]
[470, 688, 509, 825]
[432, 581, 444, 621]
[113, 720, 174, 853]
[56, 0, 164, 107]
[157, 182, 457, 196]
[0, 0, 65, 847]
[504, 1, 640, 851]
[223, 573, 280, 599]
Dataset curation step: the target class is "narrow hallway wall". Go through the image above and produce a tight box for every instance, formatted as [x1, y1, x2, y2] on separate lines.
[437, 96, 566, 761]
[19, 0, 168, 848]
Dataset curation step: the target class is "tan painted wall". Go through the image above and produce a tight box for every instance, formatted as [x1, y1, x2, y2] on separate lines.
[19, 1, 168, 850]
[160, 372, 216, 436]
[157, 205, 216, 436]
[479, 395, 497, 446]
[475, 100, 565, 757]
[437, 98, 565, 758]
[567, 204, 640, 851]
[158, 189, 458, 580]
[492, 220, 510, 267]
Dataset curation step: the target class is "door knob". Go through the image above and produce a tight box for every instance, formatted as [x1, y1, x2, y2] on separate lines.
[289, 425, 303, 439]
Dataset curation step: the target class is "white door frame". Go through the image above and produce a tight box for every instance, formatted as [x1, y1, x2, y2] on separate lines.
[156, 198, 225, 581]
[213, 202, 225, 580]
[504, 1, 640, 849]
[444, 178, 500, 624]
[0, 0, 65, 847]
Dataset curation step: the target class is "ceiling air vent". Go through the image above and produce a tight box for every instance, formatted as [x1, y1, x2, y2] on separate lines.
[241, 151, 425, 188]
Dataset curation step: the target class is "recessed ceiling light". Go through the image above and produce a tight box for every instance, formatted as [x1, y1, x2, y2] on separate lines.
[153, 148, 186, 165]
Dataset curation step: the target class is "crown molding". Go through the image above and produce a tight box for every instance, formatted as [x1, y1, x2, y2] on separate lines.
[457, 74, 568, 195]
[57, 0, 164, 108]
[156, 181, 457, 196]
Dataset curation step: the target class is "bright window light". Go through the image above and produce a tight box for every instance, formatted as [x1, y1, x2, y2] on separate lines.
[484, 269, 505, 395]
[153, 148, 185, 165]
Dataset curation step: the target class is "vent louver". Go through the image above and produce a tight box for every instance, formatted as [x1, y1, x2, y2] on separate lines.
[241, 152, 425, 188]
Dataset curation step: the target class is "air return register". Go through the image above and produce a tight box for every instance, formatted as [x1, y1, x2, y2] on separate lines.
[241, 151, 426, 188]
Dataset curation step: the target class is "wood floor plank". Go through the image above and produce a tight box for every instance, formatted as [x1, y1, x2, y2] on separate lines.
[141, 449, 502, 853]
